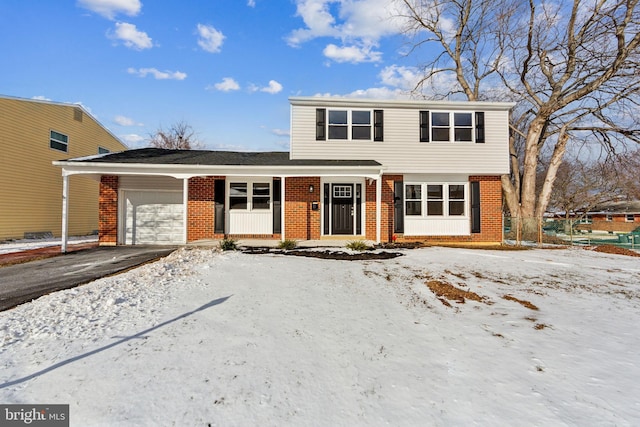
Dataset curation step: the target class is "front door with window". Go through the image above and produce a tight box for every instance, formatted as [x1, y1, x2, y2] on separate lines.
[331, 184, 354, 234]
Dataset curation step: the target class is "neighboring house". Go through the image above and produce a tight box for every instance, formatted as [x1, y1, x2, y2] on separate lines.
[0, 95, 127, 241]
[576, 200, 640, 233]
[54, 97, 513, 247]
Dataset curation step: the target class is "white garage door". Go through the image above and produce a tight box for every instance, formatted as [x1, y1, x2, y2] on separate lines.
[123, 191, 184, 244]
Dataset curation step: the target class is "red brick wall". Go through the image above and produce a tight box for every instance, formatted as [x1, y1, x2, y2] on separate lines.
[99, 175, 118, 245]
[365, 175, 401, 242]
[284, 177, 321, 240]
[187, 176, 215, 241]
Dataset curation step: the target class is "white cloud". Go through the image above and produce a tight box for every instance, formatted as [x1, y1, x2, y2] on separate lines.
[119, 133, 146, 146]
[379, 65, 422, 90]
[31, 95, 51, 101]
[127, 67, 187, 80]
[323, 43, 381, 63]
[208, 77, 241, 92]
[113, 115, 143, 126]
[261, 80, 283, 94]
[110, 22, 153, 50]
[77, 0, 142, 20]
[196, 24, 225, 53]
[271, 128, 290, 137]
[247, 0, 256, 6]
[287, 0, 402, 48]
[249, 80, 283, 94]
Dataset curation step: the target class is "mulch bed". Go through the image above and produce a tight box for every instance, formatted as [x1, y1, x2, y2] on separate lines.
[242, 247, 403, 260]
[592, 244, 640, 257]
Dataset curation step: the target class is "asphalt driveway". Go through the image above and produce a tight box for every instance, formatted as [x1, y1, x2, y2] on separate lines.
[0, 246, 177, 311]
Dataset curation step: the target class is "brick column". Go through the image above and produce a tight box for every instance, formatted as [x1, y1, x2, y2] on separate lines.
[187, 177, 215, 242]
[285, 177, 321, 240]
[470, 175, 503, 243]
[99, 175, 118, 245]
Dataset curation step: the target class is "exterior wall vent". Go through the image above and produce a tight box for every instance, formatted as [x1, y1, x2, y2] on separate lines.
[74, 108, 83, 122]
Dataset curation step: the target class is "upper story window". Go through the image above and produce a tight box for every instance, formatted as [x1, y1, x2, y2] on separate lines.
[50, 130, 68, 152]
[98, 147, 110, 154]
[316, 108, 383, 141]
[626, 214, 635, 222]
[420, 111, 484, 143]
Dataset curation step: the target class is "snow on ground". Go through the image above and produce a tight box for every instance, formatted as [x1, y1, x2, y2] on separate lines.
[0, 236, 98, 254]
[1, 246, 639, 426]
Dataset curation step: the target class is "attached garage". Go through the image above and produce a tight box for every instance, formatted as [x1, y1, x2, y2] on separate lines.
[119, 176, 185, 245]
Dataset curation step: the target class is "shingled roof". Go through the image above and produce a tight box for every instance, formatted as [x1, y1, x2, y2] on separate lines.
[68, 148, 381, 167]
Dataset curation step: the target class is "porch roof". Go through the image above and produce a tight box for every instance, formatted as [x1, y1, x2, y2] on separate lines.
[53, 148, 384, 179]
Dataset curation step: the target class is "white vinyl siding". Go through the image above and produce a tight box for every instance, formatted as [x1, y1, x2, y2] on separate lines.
[290, 102, 510, 175]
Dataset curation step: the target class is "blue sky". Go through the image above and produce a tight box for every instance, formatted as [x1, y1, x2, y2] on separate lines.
[0, 0, 424, 151]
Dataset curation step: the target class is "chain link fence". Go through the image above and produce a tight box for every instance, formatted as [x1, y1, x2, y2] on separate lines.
[503, 215, 640, 249]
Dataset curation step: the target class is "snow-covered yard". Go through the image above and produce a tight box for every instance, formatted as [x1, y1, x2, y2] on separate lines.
[1, 246, 639, 426]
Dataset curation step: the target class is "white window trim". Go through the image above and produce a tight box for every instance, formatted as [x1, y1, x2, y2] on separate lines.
[327, 109, 373, 141]
[430, 111, 475, 143]
[228, 180, 272, 212]
[404, 182, 469, 218]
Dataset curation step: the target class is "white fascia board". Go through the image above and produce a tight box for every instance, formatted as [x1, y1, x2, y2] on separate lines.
[53, 161, 385, 180]
[289, 96, 516, 111]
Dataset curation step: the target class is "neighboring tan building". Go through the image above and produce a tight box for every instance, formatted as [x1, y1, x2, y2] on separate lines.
[0, 95, 127, 241]
[55, 97, 513, 246]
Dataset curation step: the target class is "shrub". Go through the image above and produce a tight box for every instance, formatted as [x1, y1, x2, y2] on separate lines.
[277, 239, 297, 250]
[219, 238, 238, 251]
[346, 240, 370, 251]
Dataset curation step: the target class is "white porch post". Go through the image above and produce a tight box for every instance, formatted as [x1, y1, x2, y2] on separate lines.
[183, 178, 189, 244]
[281, 176, 286, 241]
[376, 174, 382, 244]
[61, 173, 69, 253]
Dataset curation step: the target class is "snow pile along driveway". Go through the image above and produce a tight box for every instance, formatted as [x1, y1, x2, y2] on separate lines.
[1, 246, 639, 426]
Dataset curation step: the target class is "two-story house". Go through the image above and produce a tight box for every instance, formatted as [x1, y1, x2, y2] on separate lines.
[53, 97, 513, 249]
[0, 95, 127, 241]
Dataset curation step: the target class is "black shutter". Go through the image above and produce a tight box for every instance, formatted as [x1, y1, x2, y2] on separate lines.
[323, 183, 330, 235]
[420, 111, 430, 142]
[470, 181, 481, 233]
[316, 108, 326, 141]
[475, 112, 485, 143]
[214, 179, 226, 234]
[394, 180, 404, 233]
[356, 184, 362, 234]
[374, 110, 384, 141]
[272, 179, 281, 234]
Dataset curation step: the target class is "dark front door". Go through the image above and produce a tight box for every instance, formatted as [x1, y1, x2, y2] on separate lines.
[331, 184, 354, 234]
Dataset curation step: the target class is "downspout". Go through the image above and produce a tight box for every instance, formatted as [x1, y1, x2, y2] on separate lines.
[183, 178, 189, 244]
[376, 173, 382, 244]
[61, 173, 69, 253]
[281, 176, 286, 242]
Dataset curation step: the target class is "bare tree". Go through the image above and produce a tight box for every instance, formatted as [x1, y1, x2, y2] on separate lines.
[396, 0, 640, 241]
[546, 157, 628, 221]
[148, 121, 201, 150]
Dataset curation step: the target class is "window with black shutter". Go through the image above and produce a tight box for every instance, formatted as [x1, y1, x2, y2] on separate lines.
[419, 111, 429, 142]
[316, 108, 326, 141]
